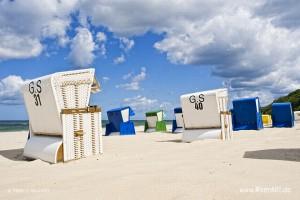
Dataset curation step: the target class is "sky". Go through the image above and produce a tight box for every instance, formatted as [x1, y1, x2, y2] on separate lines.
[0, 0, 300, 120]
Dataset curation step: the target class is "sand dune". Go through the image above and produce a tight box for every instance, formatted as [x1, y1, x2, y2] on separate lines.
[0, 127, 300, 200]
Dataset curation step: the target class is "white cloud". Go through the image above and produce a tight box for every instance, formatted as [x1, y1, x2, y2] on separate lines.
[0, 30, 43, 60]
[0, 75, 26, 105]
[116, 67, 146, 90]
[113, 54, 126, 64]
[102, 76, 110, 82]
[119, 37, 134, 51]
[68, 27, 95, 68]
[78, 0, 300, 102]
[123, 95, 157, 111]
[122, 72, 133, 80]
[1, 0, 300, 103]
[96, 32, 107, 42]
[112, 37, 134, 64]
[0, 0, 78, 60]
[96, 32, 107, 56]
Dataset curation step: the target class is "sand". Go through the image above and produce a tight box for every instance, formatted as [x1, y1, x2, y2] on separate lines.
[0, 126, 300, 200]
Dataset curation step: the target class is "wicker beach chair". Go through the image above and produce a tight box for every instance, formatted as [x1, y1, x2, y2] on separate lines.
[180, 88, 232, 142]
[22, 68, 103, 163]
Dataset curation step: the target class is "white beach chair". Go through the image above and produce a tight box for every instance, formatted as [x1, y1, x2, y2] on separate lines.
[294, 111, 300, 130]
[180, 88, 232, 142]
[21, 68, 103, 163]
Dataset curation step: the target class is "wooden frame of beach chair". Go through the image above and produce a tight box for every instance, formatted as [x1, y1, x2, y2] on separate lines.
[22, 68, 103, 163]
[144, 110, 167, 133]
[180, 88, 232, 142]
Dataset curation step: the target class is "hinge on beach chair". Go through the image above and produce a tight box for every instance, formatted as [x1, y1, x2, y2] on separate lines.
[74, 130, 84, 136]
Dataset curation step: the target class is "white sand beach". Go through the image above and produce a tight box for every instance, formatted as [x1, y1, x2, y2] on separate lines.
[0, 126, 300, 200]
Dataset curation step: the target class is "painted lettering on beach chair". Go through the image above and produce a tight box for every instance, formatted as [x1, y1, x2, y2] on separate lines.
[189, 94, 205, 110]
[29, 80, 42, 106]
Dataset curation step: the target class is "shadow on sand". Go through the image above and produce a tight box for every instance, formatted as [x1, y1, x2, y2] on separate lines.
[0, 148, 29, 161]
[156, 139, 183, 143]
[244, 148, 300, 162]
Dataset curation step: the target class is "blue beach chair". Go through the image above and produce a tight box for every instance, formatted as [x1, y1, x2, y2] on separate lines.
[105, 107, 136, 135]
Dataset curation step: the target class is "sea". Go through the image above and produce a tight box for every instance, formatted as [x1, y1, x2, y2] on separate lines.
[0, 120, 173, 132]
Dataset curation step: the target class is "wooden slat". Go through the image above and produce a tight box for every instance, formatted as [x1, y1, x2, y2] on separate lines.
[61, 106, 101, 114]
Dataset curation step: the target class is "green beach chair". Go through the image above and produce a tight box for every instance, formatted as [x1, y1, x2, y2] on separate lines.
[144, 110, 167, 132]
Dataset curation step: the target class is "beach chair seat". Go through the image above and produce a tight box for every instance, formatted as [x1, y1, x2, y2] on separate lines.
[272, 103, 294, 128]
[22, 68, 103, 163]
[180, 88, 232, 142]
[105, 107, 136, 136]
[172, 107, 184, 133]
[144, 110, 167, 132]
[231, 97, 263, 131]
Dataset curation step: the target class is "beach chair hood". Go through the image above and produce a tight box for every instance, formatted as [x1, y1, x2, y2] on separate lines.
[21, 68, 97, 135]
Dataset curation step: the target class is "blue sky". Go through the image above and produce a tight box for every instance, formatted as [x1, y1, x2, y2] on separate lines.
[0, 32, 223, 120]
[0, 0, 300, 120]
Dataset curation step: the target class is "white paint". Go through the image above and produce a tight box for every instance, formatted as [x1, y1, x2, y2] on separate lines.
[181, 88, 228, 129]
[175, 113, 184, 128]
[294, 111, 300, 121]
[146, 116, 157, 128]
[23, 135, 62, 164]
[157, 111, 163, 121]
[121, 108, 129, 122]
[182, 129, 221, 142]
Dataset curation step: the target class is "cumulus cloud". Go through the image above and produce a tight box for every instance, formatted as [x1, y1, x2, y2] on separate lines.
[153, 8, 300, 101]
[113, 54, 126, 64]
[96, 32, 107, 56]
[96, 32, 107, 42]
[68, 27, 95, 67]
[0, 31, 43, 60]
[123, 95, 157, 111]
[256, 0, 300, 29]
[1, 0, 300, 103]
[119, 37, 134, 51]
[77, 0, 300, 102]
[116, 67, 146, 90]
[0, 0, 78, 60]
[122, 72, 133, 80]
[0, 75, 26, 105]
